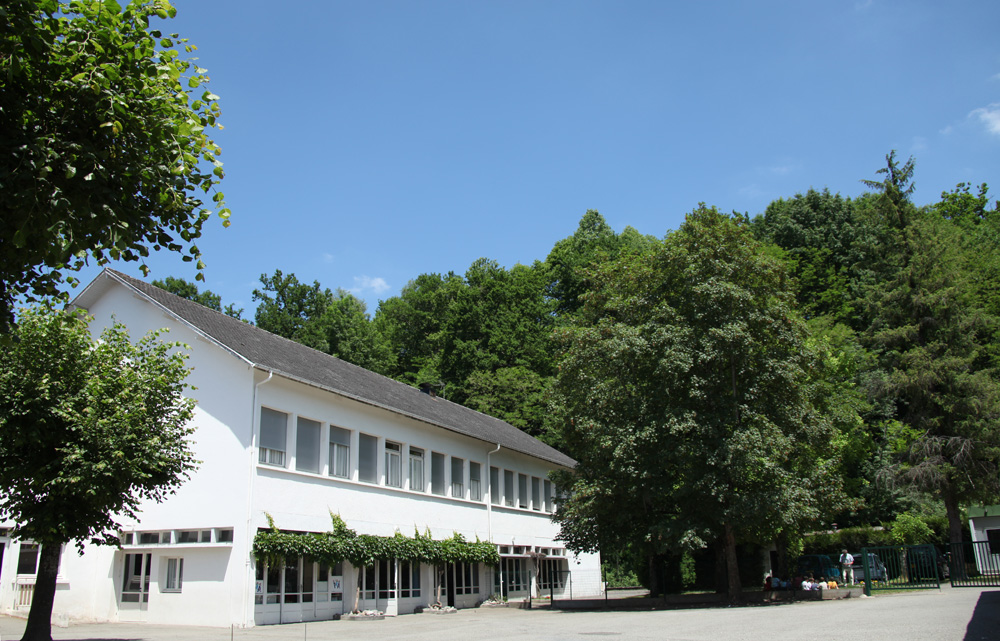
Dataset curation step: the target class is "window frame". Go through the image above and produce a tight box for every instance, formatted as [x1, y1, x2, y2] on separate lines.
[295, 416, 322, 474]
[329, 426, 351, 479]
[258, 407, 288, 467]
[164, 557, 184, 592]
[409, 447, 425, 492]
[385, 441, 402, 488]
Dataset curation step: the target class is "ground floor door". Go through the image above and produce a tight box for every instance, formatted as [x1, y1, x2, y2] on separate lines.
[119, 553, 151, 621]
[254, 558, 344, 625]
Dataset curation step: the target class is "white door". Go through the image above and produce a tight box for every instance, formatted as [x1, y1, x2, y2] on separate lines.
[120, 553, 151, 621]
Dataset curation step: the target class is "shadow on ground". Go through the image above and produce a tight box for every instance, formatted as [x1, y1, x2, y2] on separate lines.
[964, 590, 1000, 641]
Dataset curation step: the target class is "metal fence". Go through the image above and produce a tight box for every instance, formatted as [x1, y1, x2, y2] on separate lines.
[860, 545, 941, 595]
[948, 541, 1000, 588]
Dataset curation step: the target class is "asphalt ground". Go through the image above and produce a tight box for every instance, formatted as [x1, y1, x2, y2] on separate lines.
[1, 585, 997, 641]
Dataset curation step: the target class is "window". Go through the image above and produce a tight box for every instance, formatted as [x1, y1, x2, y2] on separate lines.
[200, 530, 213, 543]
[165, 558, 183, 592]
[259, 408, 287, 466]
[503, 470, 514, 507]
[16, 543, 39, 575]
[329, 426, 350, 478]
[177, 530, 199, 544]
[454, 561, 480, 594]
[451, 456, 464, 498]
[281, 556, 301, 604]
[544, 479, 553, 513]
[538, 558, 567, 590]
[496, 557, 528, 594]
[531, 477, 541, 511]
[400, 560, 421, 598]
[385, 442, 402, 487]
[988, 529, 1000, 555]
[216, 528, 234, 543]
[358, 433, 378, 483]
[377, 559, 396, 598]
[138, 532, 160, 545]
[409, 447, 425, 492]
[518, 474, 528, 508]
[490, 466, 500, 505]
[470, 462, 482, 501]
[295, 417, 321, 473]
[431, 452, 446, 495]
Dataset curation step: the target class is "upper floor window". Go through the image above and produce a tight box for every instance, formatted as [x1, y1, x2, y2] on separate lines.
[431, 452, 446, 496]
[358, 434, 378, 483]
[531, 477, 541, 511]
[451, 457, 464, 498]
[470, 462, 483, 501]
[385, 442, 402, 488]
[503, 470, 514, 507]
[259, 408, 287, 467]
[518, 474, 528, 508]
[409, 447, 425, 492]
[296, 417, 321, 473]
[490, 466, 500, 505]
[544, 479, 553, 513]
[329, 427, 350, 478]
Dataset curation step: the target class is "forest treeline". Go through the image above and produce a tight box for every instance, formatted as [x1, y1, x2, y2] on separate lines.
[156, 153, 1000, 595]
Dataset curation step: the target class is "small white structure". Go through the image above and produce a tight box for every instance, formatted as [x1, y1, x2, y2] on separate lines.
[0, 269, 601, 627]
[968, 505, 1000, 576]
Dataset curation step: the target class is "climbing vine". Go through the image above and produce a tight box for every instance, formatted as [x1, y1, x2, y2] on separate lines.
[253, 513, 500, 567]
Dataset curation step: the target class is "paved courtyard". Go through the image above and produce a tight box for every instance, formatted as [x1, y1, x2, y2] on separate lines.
[1, 586, 996, 641]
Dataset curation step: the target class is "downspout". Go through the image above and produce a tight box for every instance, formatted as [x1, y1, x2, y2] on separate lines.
[486, 443, 501, 597]
[243, 369, 273, 627]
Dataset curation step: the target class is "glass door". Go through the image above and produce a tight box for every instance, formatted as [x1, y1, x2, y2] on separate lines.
[120, 553, 151, 619]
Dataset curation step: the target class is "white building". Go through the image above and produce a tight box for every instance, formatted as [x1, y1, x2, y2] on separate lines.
[0, 269, 601, 627]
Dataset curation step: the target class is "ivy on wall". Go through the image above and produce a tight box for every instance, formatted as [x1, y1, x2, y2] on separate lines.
[253, 513, 500, 567]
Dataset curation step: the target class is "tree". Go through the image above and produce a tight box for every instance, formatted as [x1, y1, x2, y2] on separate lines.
[553, 207, 833, 600]
[0, 0, 228, 331]
[253, 270, 332, 340]
[0, 306, 197, 641]
[253, 270, 393, 374]
[864, 212, 1000, 544]
[152, 275, 243, 319]
[546, 210, 657, 318]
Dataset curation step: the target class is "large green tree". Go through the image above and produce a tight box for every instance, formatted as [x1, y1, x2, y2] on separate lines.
[0, 0, 227, 331]
[253, 270, 393, 374]
[865, 212, 1000, 543]
[553, 207, 835, 600]
[0, 307, 197, 641]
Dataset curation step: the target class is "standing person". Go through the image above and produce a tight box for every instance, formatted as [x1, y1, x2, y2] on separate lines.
[840, 550, 855, 585]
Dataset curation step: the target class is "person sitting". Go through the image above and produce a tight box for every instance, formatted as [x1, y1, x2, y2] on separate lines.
[801, 576, 814, 590]
[771, 575, 781, 590]
[826, 578, 839, 589]
[816, 576, 826, 590]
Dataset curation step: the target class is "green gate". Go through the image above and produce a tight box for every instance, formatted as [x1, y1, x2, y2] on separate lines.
[860, 545, 941, 595]
[948, 541, 1000, 587]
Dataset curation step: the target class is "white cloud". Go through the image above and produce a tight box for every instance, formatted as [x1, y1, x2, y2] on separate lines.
[854, 0, 873, 11]
[970, 103, 1000, 136]
[910, 136, 927, 152]
[322, 253, 334, 264]
[350, 275, 390, 295]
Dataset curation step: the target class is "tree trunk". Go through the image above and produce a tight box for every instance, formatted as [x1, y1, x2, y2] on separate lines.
[775, 531, 790, 580]
[22, 543, 60, 641]
[943, 488, 964, 545]
[713, 539, 727, 594]
[723, 523, 741, 603]
[647, 553, 662, 598]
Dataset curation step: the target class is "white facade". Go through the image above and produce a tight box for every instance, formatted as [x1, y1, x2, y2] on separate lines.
[968, 505, 1000, 576]
[0, 272, 601, 627]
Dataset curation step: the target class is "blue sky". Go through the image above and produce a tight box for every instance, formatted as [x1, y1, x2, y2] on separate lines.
[71, 0, 1000, 315]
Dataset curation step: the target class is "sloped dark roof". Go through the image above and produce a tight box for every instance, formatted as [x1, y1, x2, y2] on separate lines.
[75, 269, 574, 468]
